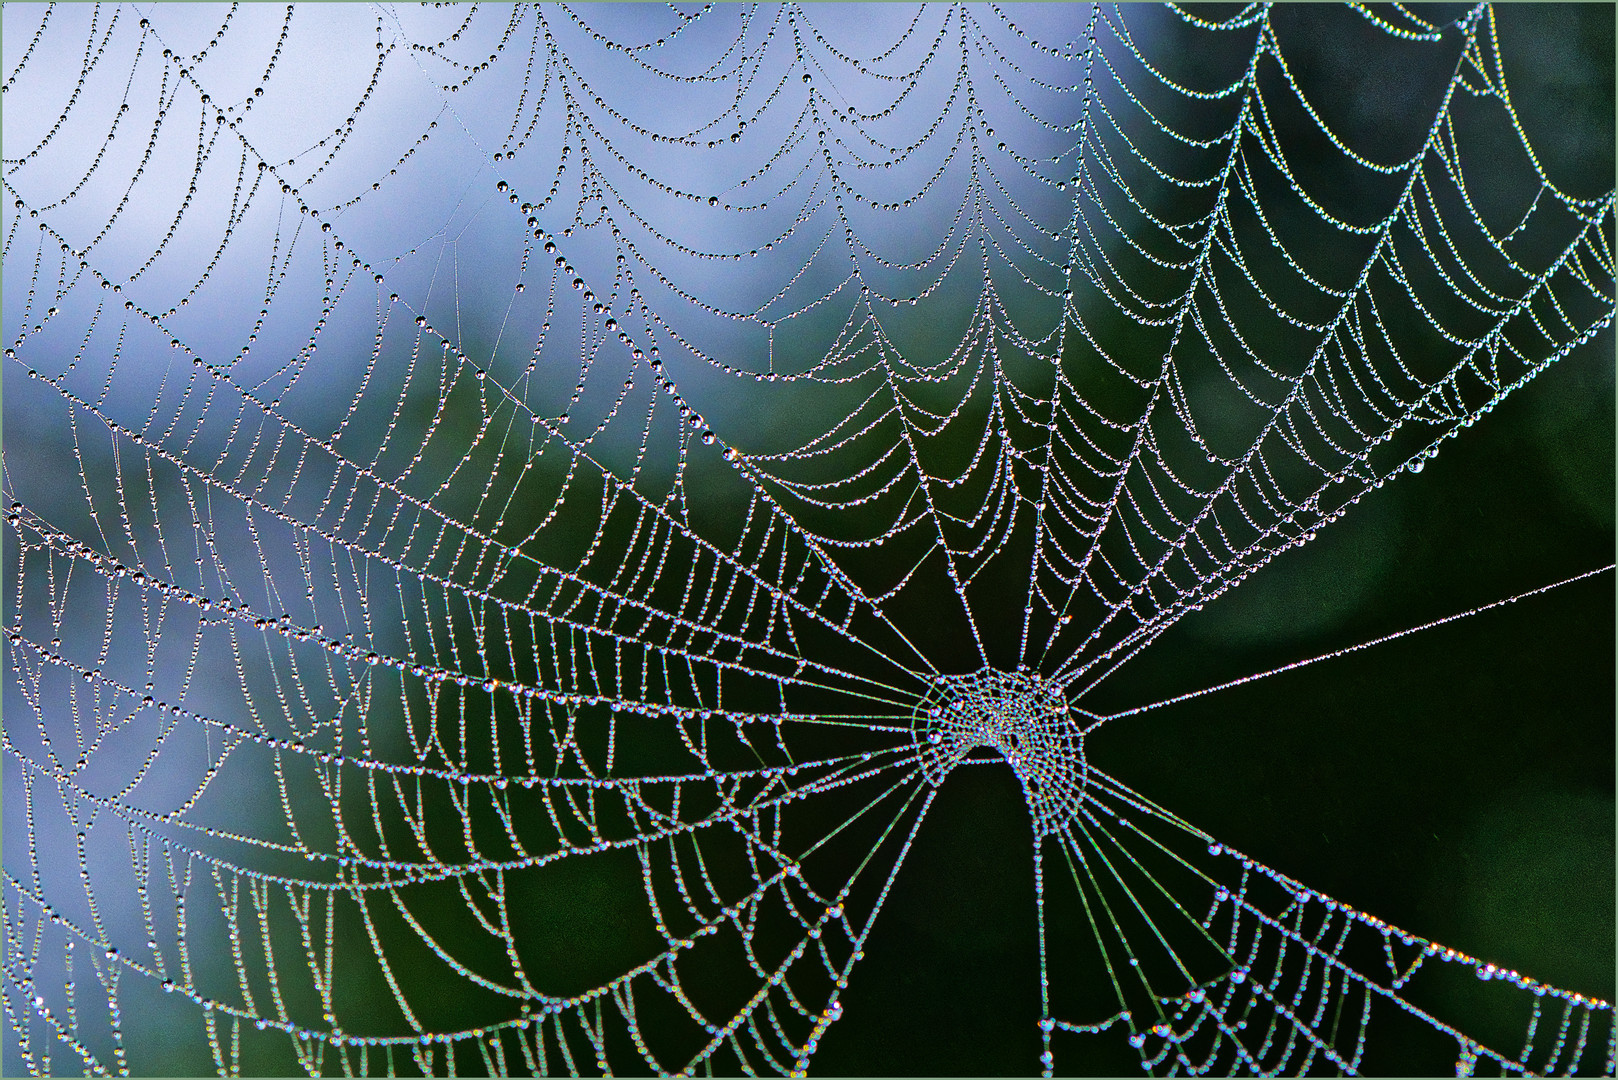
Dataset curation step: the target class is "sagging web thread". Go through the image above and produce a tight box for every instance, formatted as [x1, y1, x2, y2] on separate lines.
[1, 2, 1612, 1076]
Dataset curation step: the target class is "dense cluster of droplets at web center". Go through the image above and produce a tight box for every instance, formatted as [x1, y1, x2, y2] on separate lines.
[1, 2, 1614, 1077]
[912, 671, 1089, 838]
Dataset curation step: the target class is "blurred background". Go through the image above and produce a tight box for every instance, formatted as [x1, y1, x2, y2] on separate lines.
[3, 3, 1611, 1076]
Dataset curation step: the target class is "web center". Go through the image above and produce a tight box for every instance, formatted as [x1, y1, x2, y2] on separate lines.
[911, 669, 1087, 836]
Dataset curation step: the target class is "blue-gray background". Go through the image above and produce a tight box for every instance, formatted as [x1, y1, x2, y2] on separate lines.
[2, 4, 1611, 1075]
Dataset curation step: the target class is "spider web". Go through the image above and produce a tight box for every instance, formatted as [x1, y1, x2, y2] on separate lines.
[1, 3, 1613, 1076]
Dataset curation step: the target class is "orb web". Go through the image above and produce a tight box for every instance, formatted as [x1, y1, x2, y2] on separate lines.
[1, 3, 1613, 1077]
